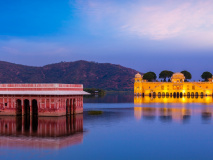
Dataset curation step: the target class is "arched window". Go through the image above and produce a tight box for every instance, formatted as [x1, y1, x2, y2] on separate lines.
[32, 99, 38, 116]
[24, 99, 30, 116]
[16, 99, 22, 116]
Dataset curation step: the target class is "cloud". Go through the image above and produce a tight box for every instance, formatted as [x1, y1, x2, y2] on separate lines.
[73, 0, 213, 44]
[0, 39, 71, 56]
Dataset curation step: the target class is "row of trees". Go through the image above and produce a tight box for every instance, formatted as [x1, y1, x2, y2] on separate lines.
[142, 70, 212, 82]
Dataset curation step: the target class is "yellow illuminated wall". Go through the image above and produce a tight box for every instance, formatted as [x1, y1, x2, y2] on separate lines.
[134, 73, 213, 96]
[134, 96, 213, 105]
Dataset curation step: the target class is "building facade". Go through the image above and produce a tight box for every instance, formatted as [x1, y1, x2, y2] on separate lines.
[134, 96, 213, 104]
[0, 84, 89, 116]
[134, 72, 213, 97]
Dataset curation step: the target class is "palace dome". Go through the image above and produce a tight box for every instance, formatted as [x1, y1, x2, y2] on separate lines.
[171, 72, 185, 79]
[135, 73, 142, 78]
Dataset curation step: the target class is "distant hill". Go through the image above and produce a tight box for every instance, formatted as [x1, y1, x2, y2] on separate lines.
[0, 60, 142, 91]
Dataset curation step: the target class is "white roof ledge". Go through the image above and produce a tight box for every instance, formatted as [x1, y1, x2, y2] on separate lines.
[0, 91, 90, 96]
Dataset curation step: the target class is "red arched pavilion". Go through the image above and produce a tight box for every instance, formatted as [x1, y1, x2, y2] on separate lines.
[0, 84, 89, 116]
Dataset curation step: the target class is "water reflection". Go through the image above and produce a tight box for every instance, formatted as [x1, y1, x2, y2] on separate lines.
[134, 96, 213, 104]
[84, 92, 134, 103]
[134, 107, 194, 122]
[0, 115, 83, 149]
[134, 106, 213, 123]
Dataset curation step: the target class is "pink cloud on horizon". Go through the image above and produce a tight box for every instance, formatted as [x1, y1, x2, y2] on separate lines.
[74, 0, 213, 47]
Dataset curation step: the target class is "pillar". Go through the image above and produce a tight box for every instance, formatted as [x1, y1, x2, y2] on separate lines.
[22, 99, 24, 116]
[30, 98, 32, 116]
[67, 99, 70, 115]
[70, 99, 73, 115]
[73, 98, 76, 114]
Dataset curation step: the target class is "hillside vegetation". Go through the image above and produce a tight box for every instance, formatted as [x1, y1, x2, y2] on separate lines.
[0, 60, 141, 91]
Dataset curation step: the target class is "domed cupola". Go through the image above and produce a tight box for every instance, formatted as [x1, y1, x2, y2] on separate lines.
[135, 73, 143, 83]
[135, 73, 142, 78]
[171, 72, 185, 83]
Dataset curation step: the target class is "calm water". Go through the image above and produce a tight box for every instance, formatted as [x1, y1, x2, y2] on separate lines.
[1, 93, 213, 160]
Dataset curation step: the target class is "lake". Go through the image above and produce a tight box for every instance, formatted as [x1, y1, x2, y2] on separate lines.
[1, 92, 213, 160]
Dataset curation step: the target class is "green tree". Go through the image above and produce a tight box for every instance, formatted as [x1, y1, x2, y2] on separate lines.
[181, 70, 192, 81]
[159, 71, 167, 81]
[143, 72, 156, 82]
[201, 72, 212, 81]
[148, 72, 157, 80]
[159, 70, 173, 82]
[167, 71, 173, 78]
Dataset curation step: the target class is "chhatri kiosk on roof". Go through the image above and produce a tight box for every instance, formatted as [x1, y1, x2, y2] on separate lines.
[134, 72, 213, 97]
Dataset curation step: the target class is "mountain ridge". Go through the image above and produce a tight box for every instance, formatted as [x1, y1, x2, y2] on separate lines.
[0, 60, 142, 91]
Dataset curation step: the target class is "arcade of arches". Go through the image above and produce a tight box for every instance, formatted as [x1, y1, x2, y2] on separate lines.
[134, 96, 213, 104]
[0, 95, 83, 116]
[134, 72, 213, 97]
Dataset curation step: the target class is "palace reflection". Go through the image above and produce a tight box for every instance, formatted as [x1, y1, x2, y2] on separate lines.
[134, 96, 213, 104]
[134, 96, 213, 121]
[0, 115, 83, 149]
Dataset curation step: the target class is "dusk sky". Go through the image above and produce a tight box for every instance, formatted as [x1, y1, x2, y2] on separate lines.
[1, 0, 213, 80]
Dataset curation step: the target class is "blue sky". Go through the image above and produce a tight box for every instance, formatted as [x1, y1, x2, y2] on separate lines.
[1, 0, 213, 80]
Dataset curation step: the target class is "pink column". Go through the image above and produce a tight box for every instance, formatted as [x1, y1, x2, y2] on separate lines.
[30, 98, 32, 116]
[22, 99, 24, 116]
[70, 99, 73, 115]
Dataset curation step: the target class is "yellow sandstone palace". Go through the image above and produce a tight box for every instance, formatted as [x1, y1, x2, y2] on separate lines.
[134, 72, 213, 97]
